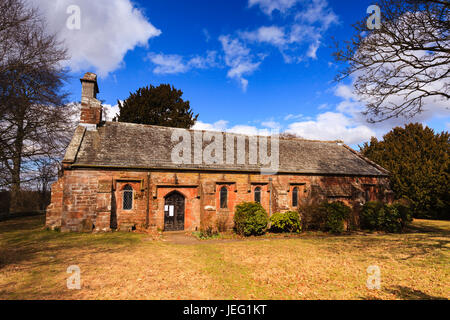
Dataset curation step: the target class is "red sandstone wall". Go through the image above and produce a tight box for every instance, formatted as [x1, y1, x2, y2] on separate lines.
[45, 178, 64, 229]
[45, 169, 391, 232]
[80, 105, 102, 124]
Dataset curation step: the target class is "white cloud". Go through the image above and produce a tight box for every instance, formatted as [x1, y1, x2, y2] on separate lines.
[295, 0, 339, 30]
[219, 35, 264, 91]
[288, 24, 316, 44]
[248, 0, 300, 15]
[261, 120, 281, 129]
[240, 0, 339, 65]
[286, 112, 376, 145]
[317, 103, 330, 110]
[103, 103, 120, 121]
[69, 102, 120, 122]
[193, 113, 374, 145]
[192, 120, 229, 132]
[188, 51, 220, 69]
[240, 26, 287, 46]
[306, 40, 320, 59]
[229, 125, 267, 135]
[148, 51, 220, 74]
[202, 28, 211, 42]
[284, 113, 303, 121]
[148, 53, 188, 74]
[335, 84, 356, 101]
[30, 0, 161, 77]
[289, 0, 338, 60]
[335, 82, 450, 133]
[192, 120, 275, 136]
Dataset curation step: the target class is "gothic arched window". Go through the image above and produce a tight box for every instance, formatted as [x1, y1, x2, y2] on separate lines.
[123, 184, 133, 210]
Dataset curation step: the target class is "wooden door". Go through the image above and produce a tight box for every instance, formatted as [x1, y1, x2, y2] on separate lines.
[164, 192, 185, 231]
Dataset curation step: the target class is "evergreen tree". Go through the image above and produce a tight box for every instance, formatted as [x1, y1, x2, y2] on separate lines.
[116, 84, 198, 128]
[360, 123, 449, 220]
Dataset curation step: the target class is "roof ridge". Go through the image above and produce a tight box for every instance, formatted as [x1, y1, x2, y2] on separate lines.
[71, 123, 389, 177]
[104, 121, 344, 144]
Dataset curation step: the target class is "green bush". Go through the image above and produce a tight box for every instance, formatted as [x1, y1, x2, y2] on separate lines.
[269, 211, 302, 233]
[298, 202, 327, 231]
[194, 227, 219, 239]
[322, 202, 351, 234]
[383, 205, 402, 233]
[361, 201, 408, 232]
[392, 201, 413, 229]
[360, 201, 386, 230]
[299, 201, 350, 234]
[234, 202, 268, 236]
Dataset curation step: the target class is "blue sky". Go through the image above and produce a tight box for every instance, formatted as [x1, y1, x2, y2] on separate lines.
[33, 0, 449, 148]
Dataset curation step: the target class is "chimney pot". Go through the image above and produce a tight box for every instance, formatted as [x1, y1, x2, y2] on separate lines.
[79, 72, 102, 127]
[80, 72, 99, 99]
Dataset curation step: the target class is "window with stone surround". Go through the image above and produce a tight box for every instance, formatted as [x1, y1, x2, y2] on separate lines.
[220, 186, 228, 209]
[254, 187, 261, 203]
[292, 187, 298, 207]
[123, 184, 133, 210]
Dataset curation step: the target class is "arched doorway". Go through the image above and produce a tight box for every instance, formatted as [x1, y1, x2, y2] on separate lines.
[164, 191, 185, 231]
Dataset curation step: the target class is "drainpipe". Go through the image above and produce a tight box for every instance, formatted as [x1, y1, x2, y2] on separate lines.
[145, 172, 150, 228]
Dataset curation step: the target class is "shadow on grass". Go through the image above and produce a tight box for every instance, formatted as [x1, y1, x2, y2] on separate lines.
[406, 221, 450, 236]
[315, 219, 450, 262]
[0, 214, 46, 232]
[0, 215, 144, 270]
[384, 286, 448, 300]
[0, 211, 45, 223]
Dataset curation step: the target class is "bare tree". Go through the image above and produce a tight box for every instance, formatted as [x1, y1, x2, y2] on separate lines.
[33, 158, 59, 210]
[333, 0, 449, 122]
[0, 0, 73, 212]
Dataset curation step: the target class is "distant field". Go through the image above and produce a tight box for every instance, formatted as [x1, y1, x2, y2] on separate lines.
[0, 215, 448, 300]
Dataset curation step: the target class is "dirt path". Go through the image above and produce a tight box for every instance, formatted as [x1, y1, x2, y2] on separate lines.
[162, 231, 200, 245]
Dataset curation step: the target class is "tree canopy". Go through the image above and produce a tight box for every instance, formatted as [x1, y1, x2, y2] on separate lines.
[116, 84, 198, 129]
[333, 0, 449, 122]
[360, 123, 449, 220]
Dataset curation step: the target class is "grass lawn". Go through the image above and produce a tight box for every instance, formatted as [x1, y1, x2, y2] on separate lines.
[0, 215, 448, 300]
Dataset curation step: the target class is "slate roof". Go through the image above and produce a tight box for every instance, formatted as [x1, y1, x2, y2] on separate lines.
[63, 121, 388, 176]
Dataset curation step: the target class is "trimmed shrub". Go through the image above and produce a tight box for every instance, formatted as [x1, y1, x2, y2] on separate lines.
[382, 205, 402, 233]
[299, 201, 351, 233]
[269, 211, 302, 233]
[392, 200, 413, 229]
[234, 202, 268, 236]
[322, 201, 351, 234]
[360, 201, 385, 230]
[299, 202, 327, 231]
[361, 201, 408, 232]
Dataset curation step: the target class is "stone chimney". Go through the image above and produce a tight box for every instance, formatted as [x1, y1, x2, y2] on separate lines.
[80, 72, 102, 127]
